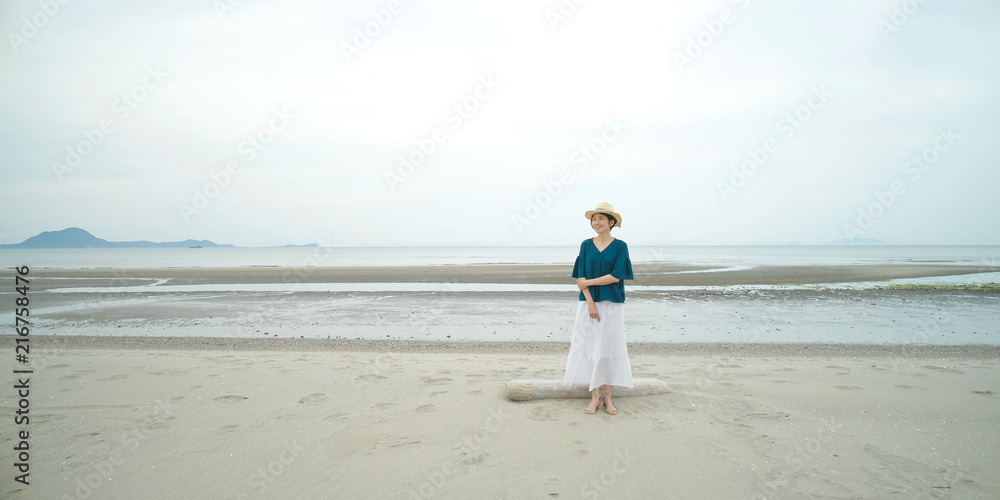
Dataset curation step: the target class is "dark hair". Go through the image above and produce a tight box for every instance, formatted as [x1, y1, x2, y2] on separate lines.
[592, 213, 617, 229]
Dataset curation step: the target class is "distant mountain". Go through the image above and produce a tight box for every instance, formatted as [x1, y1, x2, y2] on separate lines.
[823, 238, 891, 245]
[0, 228, 234, 249]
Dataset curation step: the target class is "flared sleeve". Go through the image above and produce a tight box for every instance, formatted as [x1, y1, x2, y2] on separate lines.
[610, 241, 634, 281]
[571, 240, 587, 278]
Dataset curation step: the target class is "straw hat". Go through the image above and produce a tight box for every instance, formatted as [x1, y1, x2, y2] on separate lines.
[585, 202, 622, 228]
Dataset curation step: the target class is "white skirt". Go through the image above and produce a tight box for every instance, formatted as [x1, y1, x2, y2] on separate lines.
[563, 301, 634, 391]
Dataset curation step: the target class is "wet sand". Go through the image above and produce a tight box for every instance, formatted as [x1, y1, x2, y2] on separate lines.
[13, 263, 1000, 290]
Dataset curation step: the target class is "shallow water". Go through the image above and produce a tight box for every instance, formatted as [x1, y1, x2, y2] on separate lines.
[2, 245, 998, 269]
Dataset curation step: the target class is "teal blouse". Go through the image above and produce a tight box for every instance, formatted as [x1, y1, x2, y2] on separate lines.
[571, 238, 634, 303]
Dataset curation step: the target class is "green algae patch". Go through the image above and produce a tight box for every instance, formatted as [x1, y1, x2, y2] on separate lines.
[877, 283, 1000, 292]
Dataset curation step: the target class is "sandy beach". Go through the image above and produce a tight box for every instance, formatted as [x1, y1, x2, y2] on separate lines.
[2, 337, 998, 499]
[2, 262, 998, 498]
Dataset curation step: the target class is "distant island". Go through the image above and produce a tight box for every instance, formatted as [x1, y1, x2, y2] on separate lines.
[0, 228, 235, 249]
[0, 228, 902, 249]
[823, 238, 894, 245]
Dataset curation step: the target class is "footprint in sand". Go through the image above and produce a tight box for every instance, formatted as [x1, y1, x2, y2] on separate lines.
[458, 452, 489, 466]
[298, 393, 327, 404]
[744, 412, 790, 419]
[923, 366, 964, 375]
[971, 390, 996, 396]
[214, 395, 248, 403]
[527, 404, 558, 422]
[143, 420, 169, 431]
[652, 416, 674, 433]
[98, 374, 129, 381]
[835, 386, 865, 391]
[893, 385, 928, 391]
[421, 377, 453, 386]
[545, 478, 561, 497]
[465, 389, 483, 395]
[415, 404, 436, 413]
[640, 398, 667, 411]
[50, 364, 70, 369]
[574, 440, 589, 456]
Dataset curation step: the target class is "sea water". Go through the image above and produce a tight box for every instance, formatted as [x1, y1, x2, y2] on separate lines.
[2, 246, 997, 344]
[2, 245, 997, 269]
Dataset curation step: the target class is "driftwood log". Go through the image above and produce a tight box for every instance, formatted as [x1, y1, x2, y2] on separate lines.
[506, 379, 672, 401]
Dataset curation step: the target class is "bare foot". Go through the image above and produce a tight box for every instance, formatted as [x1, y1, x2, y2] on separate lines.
[583, 392, 601, 414]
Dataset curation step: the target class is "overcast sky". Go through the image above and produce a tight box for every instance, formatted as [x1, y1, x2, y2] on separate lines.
[1, 0, 998, 247]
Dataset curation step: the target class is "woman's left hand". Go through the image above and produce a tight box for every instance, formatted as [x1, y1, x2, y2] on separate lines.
[576, 278, 589, 291]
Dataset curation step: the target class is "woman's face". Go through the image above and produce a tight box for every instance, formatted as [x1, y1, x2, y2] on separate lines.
[591, 214, 612, 232]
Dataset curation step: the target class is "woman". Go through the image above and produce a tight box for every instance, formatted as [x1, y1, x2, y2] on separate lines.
[564, 202, 634, 415]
